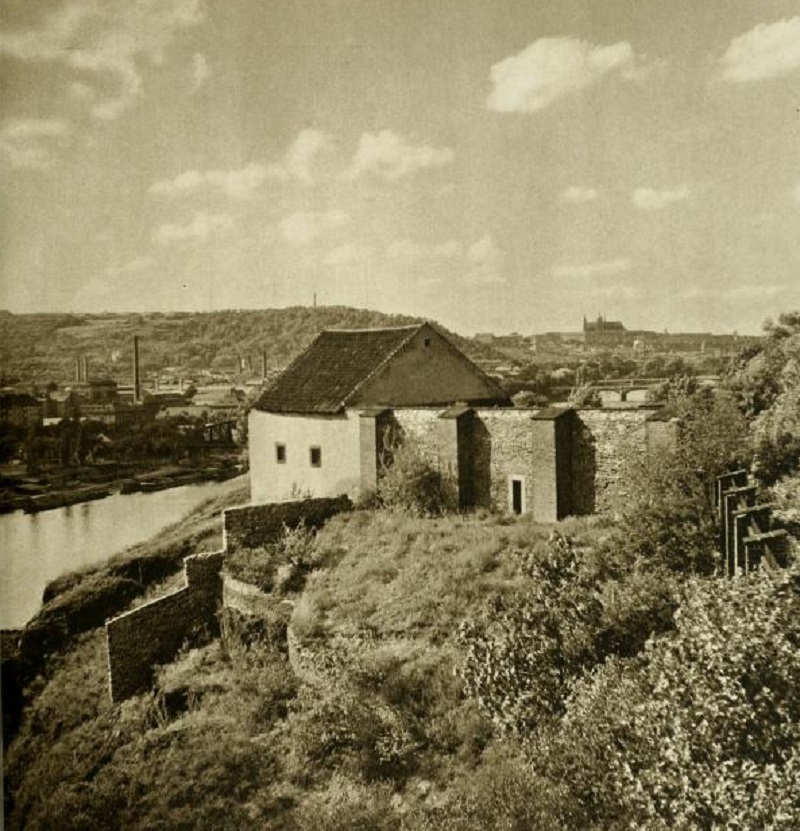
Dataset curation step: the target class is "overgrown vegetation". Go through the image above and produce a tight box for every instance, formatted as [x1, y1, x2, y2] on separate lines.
[376, 439, 456, 517]
[4, 313, 800, 830]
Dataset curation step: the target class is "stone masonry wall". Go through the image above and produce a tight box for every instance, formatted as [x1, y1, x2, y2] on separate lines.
[474, 409, 537, 513]
[105, 551, 223, 702]
[391, 408, 441, 461]
[577, 408, 654, 515]
[223, 495, 352, 552]
[393, 407, 538, 514]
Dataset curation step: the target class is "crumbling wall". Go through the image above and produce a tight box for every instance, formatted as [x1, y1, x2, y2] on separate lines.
[223, 495, 351, 552]
[105, 551, 223, 702]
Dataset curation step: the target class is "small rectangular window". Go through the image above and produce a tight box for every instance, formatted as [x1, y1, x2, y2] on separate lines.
[275, 443, 286, 464]
[310, 446, 322, 467]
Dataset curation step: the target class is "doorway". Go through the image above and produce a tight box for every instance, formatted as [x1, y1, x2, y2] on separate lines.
[509, 476, 525, 515]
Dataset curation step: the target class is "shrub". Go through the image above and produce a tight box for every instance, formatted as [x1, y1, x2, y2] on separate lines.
[377, 439, 456, 517]
[538, 566, 800, 829]
[224, 522, 318, 593]
[294, 776, 400, 831]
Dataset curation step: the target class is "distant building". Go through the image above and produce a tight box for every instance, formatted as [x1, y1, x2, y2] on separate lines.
[88, 378, 118, 404]
[0, 390, 42, 427]
[583, 314, 625, 334]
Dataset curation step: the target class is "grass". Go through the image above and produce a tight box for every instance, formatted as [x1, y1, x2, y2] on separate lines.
[296, 508, 610, 643]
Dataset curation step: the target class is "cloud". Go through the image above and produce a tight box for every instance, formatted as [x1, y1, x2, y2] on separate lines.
[0, 117, 71, 170]
[149, 130, 332, 199]
[268, 129, 331, 184]
[487, 36, 635, 113]
[191, 52, 210, 91]
[792, 183, 800, 203]
[386, 239, 463, 261]
[561, 185, 598, 203]
[279, 210, 349, 245]
[0, 0, 204, 120]
[343, 130, 454, 181]
[632, 185, 691, 210]
[465, 235, 505, 285]
[150, 163, 269, 199]
[324, 243, 372, 267]
[719, 17, 800, 83]
[153, 211, 234, 245]
[551, 258, 631, 279]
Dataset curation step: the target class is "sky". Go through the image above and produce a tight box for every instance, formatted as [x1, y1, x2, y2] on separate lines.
[1, 0, 799, 336]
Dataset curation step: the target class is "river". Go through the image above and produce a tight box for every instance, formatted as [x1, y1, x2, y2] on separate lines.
[0, 480, 231, 630]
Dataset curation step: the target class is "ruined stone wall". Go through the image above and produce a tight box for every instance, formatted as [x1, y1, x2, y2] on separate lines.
[105, 551, 223, 702]
[222, 574, 291, 617]
[223, 495, 351, 552]
[577, 408, 654, 514]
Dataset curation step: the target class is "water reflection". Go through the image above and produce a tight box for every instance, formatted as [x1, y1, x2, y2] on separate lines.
[0, 481, 226, 629]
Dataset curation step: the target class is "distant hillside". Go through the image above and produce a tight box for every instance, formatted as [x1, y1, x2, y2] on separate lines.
[0, 307, 503, 385]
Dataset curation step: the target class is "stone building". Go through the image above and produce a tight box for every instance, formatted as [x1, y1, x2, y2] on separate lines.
[248, 323, 669, 521]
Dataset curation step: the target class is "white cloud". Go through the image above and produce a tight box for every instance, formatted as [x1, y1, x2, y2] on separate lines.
[343, 130, 454, 181]
[719, 17, 800, 83]
[324, 243, 372, 267]
[465, 235, 505, 285]
[150, 163, 269, 199]
[551, 258, 631, 279]
[561, 185, 598, 203]
[268, 129, 331, 184]
[191, 52, 210, 91]
[0, 117, 71, 170]
[632, 185, 691, 210]
[153, 211, 234, 245]
[279, 210, 349, 245]
[488, 37, 635, 113]
[0, 0, 204, 120]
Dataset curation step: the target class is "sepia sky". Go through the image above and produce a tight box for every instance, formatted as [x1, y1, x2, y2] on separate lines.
[1, 0, 799, 335]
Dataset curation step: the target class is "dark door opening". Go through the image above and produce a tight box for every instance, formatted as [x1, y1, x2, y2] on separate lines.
[511, 479, 523, 515]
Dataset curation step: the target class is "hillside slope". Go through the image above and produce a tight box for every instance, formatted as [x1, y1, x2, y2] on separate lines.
[0, 307, 502, 384]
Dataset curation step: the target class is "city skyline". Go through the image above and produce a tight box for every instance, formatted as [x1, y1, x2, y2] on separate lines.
[2, 0, 800, 336]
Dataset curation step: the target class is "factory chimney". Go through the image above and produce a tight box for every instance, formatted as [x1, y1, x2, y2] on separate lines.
[75, 356, 82, 382]
[261, 350, 268, 380]
[83, 355, 90, 383]
[133, 336, 141, 402]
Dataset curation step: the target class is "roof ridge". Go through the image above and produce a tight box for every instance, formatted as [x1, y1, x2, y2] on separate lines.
[321, 323, 423, 334]
[341, 323, 426, 407]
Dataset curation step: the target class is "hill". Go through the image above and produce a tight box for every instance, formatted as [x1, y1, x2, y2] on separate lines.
[0, 307, 503, 385]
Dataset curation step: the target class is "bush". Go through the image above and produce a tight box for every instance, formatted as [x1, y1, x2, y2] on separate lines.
[537, 566, 800, 829]
[224, 522, 318, 593]
[377, 439, 456, 517]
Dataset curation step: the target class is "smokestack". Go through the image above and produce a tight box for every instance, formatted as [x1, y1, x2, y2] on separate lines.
[261, 350, 268, 380]
[83, 355, 90, 383]
[313, 292, 317, 309]
[133, 336, 141, 402]
[75, 356, 82, 382]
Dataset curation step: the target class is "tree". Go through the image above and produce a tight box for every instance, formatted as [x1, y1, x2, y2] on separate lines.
[616, 388, 750, 574]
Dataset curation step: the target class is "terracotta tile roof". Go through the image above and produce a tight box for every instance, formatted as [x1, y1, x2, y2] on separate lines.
[254, 325, 423, 414]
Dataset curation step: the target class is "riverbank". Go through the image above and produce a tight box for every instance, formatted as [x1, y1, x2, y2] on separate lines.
[1, 475, 249, 744]
[0, 459, 245, 514]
